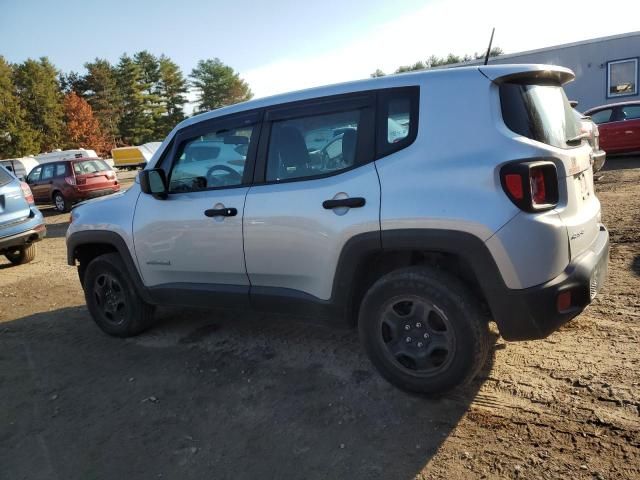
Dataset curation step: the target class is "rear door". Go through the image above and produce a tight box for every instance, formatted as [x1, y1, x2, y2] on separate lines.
[0, 167, 30, 229]
[243, 93, 380, 302]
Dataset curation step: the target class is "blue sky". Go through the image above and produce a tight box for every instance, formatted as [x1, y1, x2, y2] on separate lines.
[2, 0, 639, 100]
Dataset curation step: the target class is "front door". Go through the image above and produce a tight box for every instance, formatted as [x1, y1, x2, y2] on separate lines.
[243, 95, 380, 301]
[133, 111, 261, 288]
[26, 165, 46, 202]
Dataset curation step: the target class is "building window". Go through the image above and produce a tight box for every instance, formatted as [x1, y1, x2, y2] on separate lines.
[607, 58, 638, 98]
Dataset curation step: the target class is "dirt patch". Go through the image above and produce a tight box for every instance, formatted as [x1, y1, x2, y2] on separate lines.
[0, 160, 638, 479]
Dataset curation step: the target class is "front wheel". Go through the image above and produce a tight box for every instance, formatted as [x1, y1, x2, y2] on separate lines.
[358, 266, 491, 394]
[83, 253, 155, 337]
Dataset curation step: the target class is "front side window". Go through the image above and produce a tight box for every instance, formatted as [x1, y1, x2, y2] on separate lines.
[266, 109, 361, 182]
[28, 166, 42, 183]
[500, 82, 580, 149]
[169, 121, 255, 192]
[41, 164, 55, 180]
[621, 104, 640, 120]
[607, 59, 638, 98]
[589, 108, 613, 125]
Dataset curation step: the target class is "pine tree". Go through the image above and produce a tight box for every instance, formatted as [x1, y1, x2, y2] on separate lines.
[13, 57, 65, 152]
[82, 59, 121, 146]
[133, 51, 165, 138]
[190, 58, 252, 113]
[116, 54, 154, 145]
[63, 92, 109, 156]
[0, 56, 39, 158]
[156, 55, 187, 137]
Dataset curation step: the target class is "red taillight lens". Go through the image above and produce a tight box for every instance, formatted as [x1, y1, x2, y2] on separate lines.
[20, 182, 34, 204]
[504, 174, 524, 200]
[530, 168, 547, 205]
[65, 176, 77, 186]
[501, 160, 559, 212]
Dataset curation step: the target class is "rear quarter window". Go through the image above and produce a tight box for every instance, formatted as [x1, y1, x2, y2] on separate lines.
[500, 82, 580, 149]
[0, 166, 13, 187]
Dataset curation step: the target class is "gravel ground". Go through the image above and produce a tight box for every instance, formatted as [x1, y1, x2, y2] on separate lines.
[0, 161, 638, 479]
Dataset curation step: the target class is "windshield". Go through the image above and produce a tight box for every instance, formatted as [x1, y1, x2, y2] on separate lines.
[500, 83, 581, 149]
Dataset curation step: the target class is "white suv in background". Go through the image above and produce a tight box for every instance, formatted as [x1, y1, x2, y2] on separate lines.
[67, 64, 609, 393]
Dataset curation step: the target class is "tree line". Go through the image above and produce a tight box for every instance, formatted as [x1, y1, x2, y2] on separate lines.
[0, 53, 253, 159]
[371, 47, 503, 77]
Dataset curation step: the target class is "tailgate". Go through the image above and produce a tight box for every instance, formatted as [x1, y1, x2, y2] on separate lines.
[556, 149, 601, 259]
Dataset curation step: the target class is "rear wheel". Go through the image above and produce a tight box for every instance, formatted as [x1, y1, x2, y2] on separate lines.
[358, 266, 490, 394]
[83, 253, 155, 337]
[53, 191, 71, 213]
[5, 244, 37, 265]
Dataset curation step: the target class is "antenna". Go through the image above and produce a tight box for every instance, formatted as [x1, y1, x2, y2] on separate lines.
[484, 27, 495, 65]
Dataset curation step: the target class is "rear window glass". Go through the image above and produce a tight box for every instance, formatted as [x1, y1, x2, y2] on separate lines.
[73, 159, 110, 175]
[0, 166, 13, 187]
[500, 83, 580, 149]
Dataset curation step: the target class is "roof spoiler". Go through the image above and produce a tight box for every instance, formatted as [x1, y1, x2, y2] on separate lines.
[479, 64, 575, 85]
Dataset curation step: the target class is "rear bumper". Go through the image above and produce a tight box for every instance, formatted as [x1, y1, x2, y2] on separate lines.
[0, 212, 46, 252]
[591, 150, 606, 173]
[493, 224, 609, 341]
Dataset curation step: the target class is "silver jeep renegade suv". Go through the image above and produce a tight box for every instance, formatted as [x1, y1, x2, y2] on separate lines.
[67, 64, 609, 394]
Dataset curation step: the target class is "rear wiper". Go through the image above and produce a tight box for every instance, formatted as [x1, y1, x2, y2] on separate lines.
[566, 132, 589, 146]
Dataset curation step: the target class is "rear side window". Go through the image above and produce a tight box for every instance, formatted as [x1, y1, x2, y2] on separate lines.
[500, 83, 580, 149]
[55, 163, 68, 177]
[589, 109, 613, 124]
[266, 109, 361, 182]
[73, 159, 109, 175]
[0, 166, 13, 187]
[377, 87, 419, 158]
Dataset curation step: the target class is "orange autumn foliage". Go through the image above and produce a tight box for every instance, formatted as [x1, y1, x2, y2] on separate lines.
[63, 92, 112, 157]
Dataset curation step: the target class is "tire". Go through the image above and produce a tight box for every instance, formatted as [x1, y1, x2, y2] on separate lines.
[5, 244, 37, 265]
[358, 266, 490, 394]
[53, 191, 71, 213]
[83, 253, 155, 337]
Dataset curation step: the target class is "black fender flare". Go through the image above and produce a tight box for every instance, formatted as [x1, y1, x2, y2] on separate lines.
[66, 230, 154, 304]
[330, 228, 515, 336]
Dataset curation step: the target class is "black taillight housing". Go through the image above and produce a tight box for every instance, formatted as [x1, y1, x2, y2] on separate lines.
[500, 160, 559, 212]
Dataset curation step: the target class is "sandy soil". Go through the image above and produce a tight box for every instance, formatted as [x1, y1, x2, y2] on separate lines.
[0, 162, 638, 479]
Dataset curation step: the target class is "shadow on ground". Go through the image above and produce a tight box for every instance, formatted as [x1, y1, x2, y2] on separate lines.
[602, 155, 640, 171]
[632, 255, 640, 277]
[0, 305, 494, 479]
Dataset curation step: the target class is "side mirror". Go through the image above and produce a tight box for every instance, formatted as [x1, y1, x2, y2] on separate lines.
[139, 168, 168, 199]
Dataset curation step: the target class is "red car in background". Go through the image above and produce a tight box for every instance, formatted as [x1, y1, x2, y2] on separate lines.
[584, 101, 640, 155]
[26, 158, 120, 213]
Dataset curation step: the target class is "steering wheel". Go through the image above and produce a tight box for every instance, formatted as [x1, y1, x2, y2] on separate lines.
[205, 165, 242, 187]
